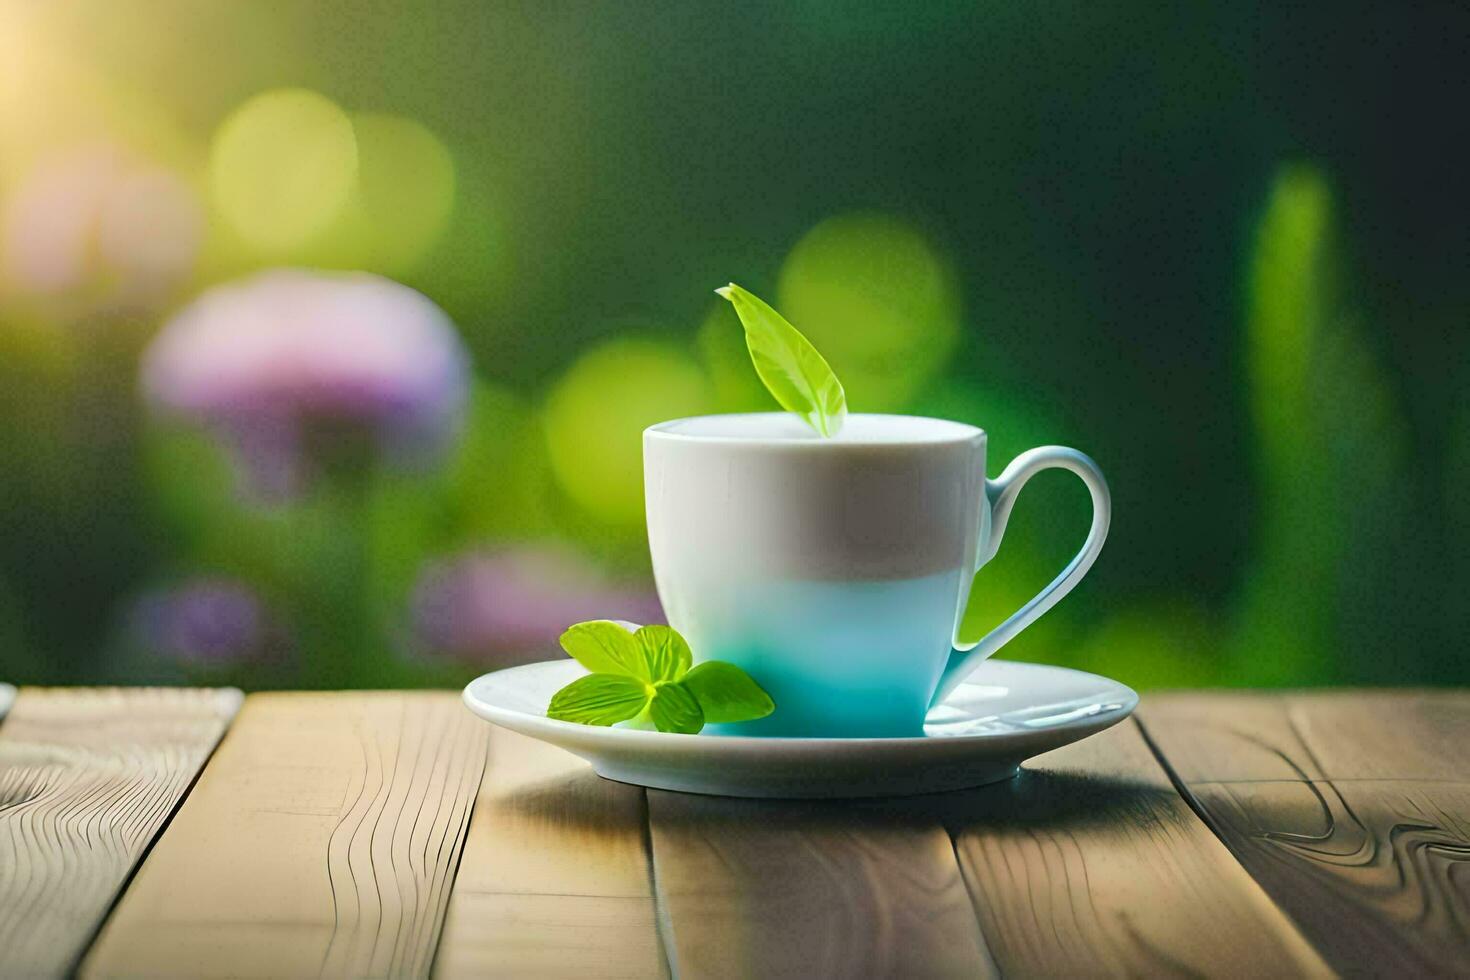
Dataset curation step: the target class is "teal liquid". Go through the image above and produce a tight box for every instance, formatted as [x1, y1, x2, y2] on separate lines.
[669, 570, 967, 738]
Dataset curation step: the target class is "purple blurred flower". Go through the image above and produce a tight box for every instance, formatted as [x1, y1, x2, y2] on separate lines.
[410, 546, 665, 665]
[131, 578, 288, 668]
[1, 144, 202, 314]
[141, 269, 469, 497]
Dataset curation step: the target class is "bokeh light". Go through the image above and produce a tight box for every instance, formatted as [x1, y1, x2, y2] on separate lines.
[131, 577, 290, 671]
[96, 165, 204, 305]
[2, 148, 114, 296]
[543, 337, 715, 526]
[409, 544, 663, 665]
[777, 211, 962, 411]
[346, 113, 456, 274]
[1, 145, 202, 312]
[209, 88, 358, 254]
[695, 300, 772, 413]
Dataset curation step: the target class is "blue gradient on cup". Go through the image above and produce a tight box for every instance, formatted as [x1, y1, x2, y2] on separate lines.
[675, 570, 967, 738]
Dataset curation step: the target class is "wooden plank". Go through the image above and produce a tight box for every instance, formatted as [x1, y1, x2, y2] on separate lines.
[81, 692, 487, 979]
[435, 728, 665, 979]
[646, 790, 998, 979]
[0, 687, 241, 978]
[1140, 691, 1470, 977]
[1137, 690, 1470, 784]
[1284, 690, 1470, 781]
[947, 720, 1331, 977]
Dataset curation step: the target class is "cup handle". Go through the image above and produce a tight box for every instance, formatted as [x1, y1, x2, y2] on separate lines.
[931, 446, 1111, 706]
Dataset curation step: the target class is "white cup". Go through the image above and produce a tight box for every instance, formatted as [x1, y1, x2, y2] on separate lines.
[644, 413, 1109, 737]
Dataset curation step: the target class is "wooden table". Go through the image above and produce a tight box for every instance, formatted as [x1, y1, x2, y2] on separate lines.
[0, 688, 1465, 978]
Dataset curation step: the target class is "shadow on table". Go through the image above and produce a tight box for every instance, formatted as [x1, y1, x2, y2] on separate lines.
[501, 764, 1175, 836]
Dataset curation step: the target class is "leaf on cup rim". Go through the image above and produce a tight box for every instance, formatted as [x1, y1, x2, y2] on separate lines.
[716, 282, 847, 437]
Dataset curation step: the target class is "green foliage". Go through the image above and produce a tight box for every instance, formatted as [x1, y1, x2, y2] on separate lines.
[549, 621, 774, 733]
[633, 625, 693, 683]
[1231, 163, 1411, 685]
[647, 682, 704, 734]
[2, 4, 1463, 693]
[442, 384, 558, 541]
[681, 661, 776, 723]
[1245, 165, 1333, 474]
[1072, 601, 1226, 689]
[0, 322, 158, 680]
[546, 673, 650, 726]
[559, 620, 653, 677]
[716, 283, 847, 436]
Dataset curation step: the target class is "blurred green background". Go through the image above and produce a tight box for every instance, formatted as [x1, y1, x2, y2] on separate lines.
[0, 1, 1465, 691]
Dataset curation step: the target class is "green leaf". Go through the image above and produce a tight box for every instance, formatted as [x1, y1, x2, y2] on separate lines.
[648, 682, 705, 734]
[547, 673, 651, 726]
[634, 625, 692, 683]
[559, 620, 645, 677]
[716, 282, 847, 437]
[681, 661, 776, 723]
[551, 622, 778, 733]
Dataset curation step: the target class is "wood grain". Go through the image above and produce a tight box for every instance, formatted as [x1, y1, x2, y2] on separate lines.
[1140, 691, 1470, 977]
[435, 728, 665, 979]
[947, 719, 1331, 977]
[81, 692, 487, 979]
[0, 687, 241, 978]
[646, 789, 998, 979]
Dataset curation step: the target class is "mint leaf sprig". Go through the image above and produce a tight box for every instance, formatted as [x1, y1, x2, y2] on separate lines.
[716, 282, 847, 437]
[547, 620, 774, 734]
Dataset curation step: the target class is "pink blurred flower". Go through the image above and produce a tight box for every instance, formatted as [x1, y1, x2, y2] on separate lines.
[410, 546, 665, 665]
[1, 145, 202, 314]
[142, 269, 470, 497]
[131, 577, 289, 667]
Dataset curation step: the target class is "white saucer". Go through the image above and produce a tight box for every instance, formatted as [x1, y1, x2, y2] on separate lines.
[463, 659, 1137, 798]
[0, 682, 13, 720]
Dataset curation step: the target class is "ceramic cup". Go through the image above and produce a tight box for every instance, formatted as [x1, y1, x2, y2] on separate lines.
[644, 413, 1110, 737]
